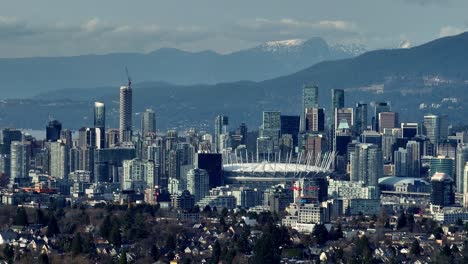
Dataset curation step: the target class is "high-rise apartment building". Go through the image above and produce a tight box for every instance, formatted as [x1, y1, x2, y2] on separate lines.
[187, 168, 209, 202]
[46, 120, 62, 142]
[355, 102, 368, 135]
[141, 108, 156, 137]
[94, 102, 106, 149]
[331, 89, 344, 122]
[119, 85, 132, 143]
[214, 115, 228, 153]
[10, 141, 29, 186]
[350, 143, 383, 187]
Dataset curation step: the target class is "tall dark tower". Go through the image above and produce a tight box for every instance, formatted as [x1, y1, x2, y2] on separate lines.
[119, 68, 133, 143]
[46, 120, 62, 142]
[94, 102, 106, 149]
[331, 89, 345, 122]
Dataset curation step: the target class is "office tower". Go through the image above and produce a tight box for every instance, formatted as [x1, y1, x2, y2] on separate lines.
[350, 143, 383, 187]
[378, 112, 399, 133]
[257, 137, 275, 161]
[280, 115, 300, 147]
[334, 108, 353, 131]
[50, 141, 69, 179]
[236, 123, 248, 145]
[437, 139, 457, 159]
[60, 129, 73, 148]
[106, 129, 119, 148]
[166, 130, 178, 151]
[331, 89, 344, 122]
[261, 111, 281, 148]
[214, 115, 228, 153]
[401, 123, 418, 139]
[426, 116, 448, 153]
[303, 84, 319, 109]
[94, 102, 106, 149]
[187, 168, 209, 202]
[141, 108, 156, 137]
[305, 134, 326, 160]
[355, 103, 368, 135]
[303, 85, 319, 130]
[69, 147, 94, 174]
[430, 172, 454, 207]
[196, 153, 222, 188]
[381, 129, 400, 162]
[1, 129, 22, 155]
[429, 156, 455, 178]
[406, 141, 420, 177]
[464, 163, 468, 208]
[123, 159, 156, 191]
[94, 148, 136, 183]
[439, 114, 449, 141]
[119, 85, 133, 143]
[294, 177, 328, 204]
[305, 108, 325, 132]
[373, 102, 390, 132]
[46, 120, 62, 142]
[457, 145, 468, 193]
[361, 130, 382, 148]
[78, 127, 96, 149]
[10, 141, 29, 186]
[394, 148, 408, 177]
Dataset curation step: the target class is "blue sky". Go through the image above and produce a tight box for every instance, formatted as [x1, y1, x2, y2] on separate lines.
[0, 0, 467, 57]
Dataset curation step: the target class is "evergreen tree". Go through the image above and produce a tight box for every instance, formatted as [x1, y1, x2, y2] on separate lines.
[35, 209, 47, 225]
[150, 244, 160, 261]
[165, 235, 176, 251]
[119, 250, 128, 264]
[253, 233, 280, 264]
[13, 207, 28, 226]
[109, 225, 122, 247]
[71, 233, 83, 256]
[397, 212, 407, 229]
[2, 244, 14, 263]
[46, 215, 60, 237]
[212, 240, 221, 264]
[410, 239, 421, 256]
[100, 215, 112, 239]
[38, 253, 49, 264]
[312, 224, 329, 245]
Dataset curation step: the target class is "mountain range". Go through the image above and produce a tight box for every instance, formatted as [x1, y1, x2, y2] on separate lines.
[0, 37, 363, 98]
[2, 32, 468, 131]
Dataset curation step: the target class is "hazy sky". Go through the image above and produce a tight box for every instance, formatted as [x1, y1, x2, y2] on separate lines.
[0, 0, 467, 57]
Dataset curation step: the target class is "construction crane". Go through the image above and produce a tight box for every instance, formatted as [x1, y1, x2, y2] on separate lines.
[125, 66, 132, 87]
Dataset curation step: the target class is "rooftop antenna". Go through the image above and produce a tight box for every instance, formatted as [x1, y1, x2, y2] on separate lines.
[125, 66, 132, 87]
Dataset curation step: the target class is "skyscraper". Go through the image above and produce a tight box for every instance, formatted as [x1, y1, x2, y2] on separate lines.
[123, 159, 156, 191]
[196, 153, 223, 188]
[94, 102, 106, 149]
[334, 108, 353, 131]
[214, 115, 228, 153]
[187, 168, 210, 202]
[378, 112, 399, 133]
[373, 102, 390, 131]
[424, 114, 444, 151]
[430, 172, 454, 207]
[350, 143, 383, 187]
[260, 111, 281, 149]
[305, 108, 325, 132]
[401, 123, 418, 138]
[50, 140, 69, 180]
[355, 103, 368, 135]
[46, 120, 62, 142]
[406, 141, 420, 177]
[10, 141, 29, 186]
[141, 108, 156, 137]
[331, 89, 345, 122]
[456, 145, 468, 193]
[303, 84, 319, 109]
[280, 115, 300, 147]
[119, 85, 132, 143]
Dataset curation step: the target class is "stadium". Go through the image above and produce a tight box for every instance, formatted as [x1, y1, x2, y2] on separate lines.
[223, 152, 335, 189]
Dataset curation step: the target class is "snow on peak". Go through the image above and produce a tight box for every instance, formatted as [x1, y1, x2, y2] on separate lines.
[260, 39, 306, 53]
